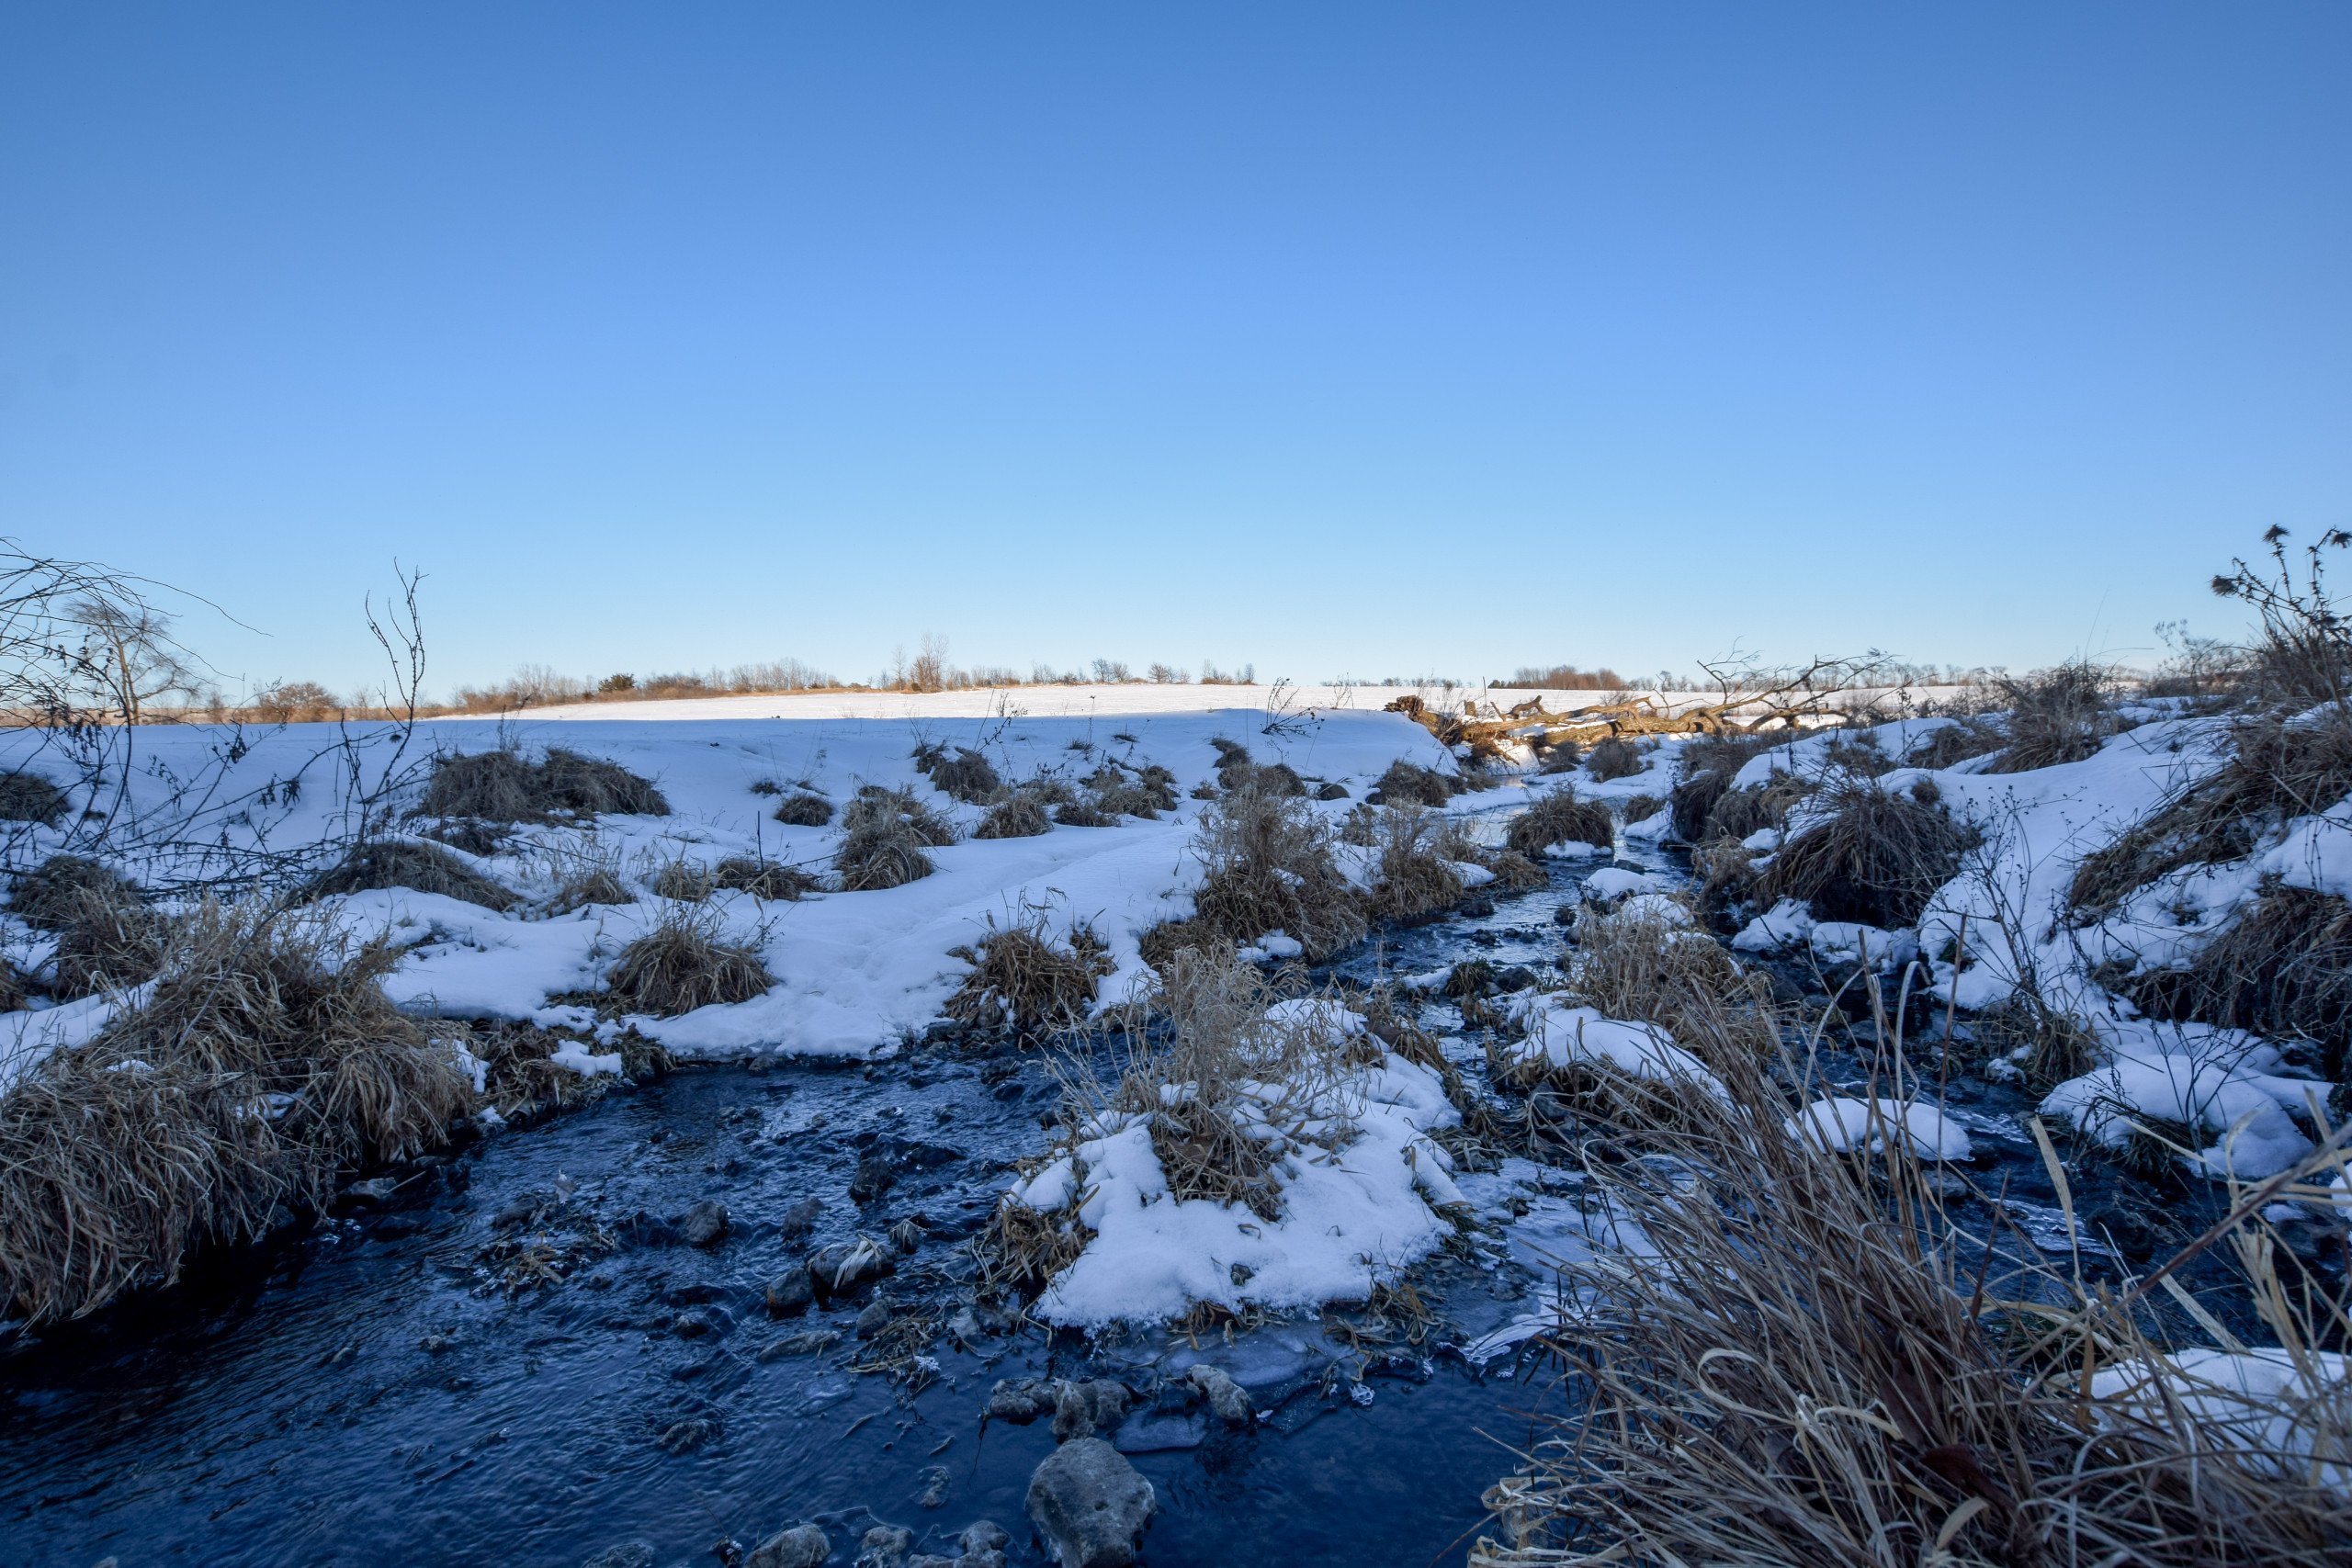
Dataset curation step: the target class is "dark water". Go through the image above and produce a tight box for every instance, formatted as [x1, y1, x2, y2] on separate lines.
[4, 822, 2314, 1568]
[0, 835, 1617, 1568]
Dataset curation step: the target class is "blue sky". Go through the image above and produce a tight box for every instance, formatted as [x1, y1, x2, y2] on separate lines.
[2, 4, 2346, 696]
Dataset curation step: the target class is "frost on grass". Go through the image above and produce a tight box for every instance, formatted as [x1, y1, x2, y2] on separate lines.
[992, 951, 1462, 1327]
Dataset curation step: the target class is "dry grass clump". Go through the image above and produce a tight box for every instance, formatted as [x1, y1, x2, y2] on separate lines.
[1053, 799, 1117, 828]
[1185, 784, 1368, 961]
[1210, 737, 1308, 798]
[1375, 759, 1457, 807]
[2129, 886, 2352, 1077]
[1088, 761, 1179, 818]
[0, 772, 68, 825]
[1430, 819, 1550, 895]
[1984, 659, 2125, 773]
[713, 856, 820, 901]
[603, 904, 772, 1015]
[1757, 778, 1977, 928]
[2070, 710, 2352, 918]
[1620, 793, 1664, 825]
[421, 746, 670, 822]
[11, 854, 141, 931]
[1506, 788, 1614, 857]
[1583, 737, 1645, 782]
[772, 792, 835, 828]
[1905, 716, 2008, 770]
[304, 840, 518, 912]
[1368, 805, 1468, 926]
[650, 858, 714, 901]
[0, 901, 475, 1322]
[1667, 734, 1779, 841]
[48, 884, 171, 999]
[1475, 1036, 2352, 1567]
[548, 863, 633, 914]
[945, 913, 1114, 1034]
[922, 747, 1002, 806]
[1534, 737, 1584, 775]
[1564, 900, 1775, 1055]
[837, 785, 956, 891]
[974, 793, 1052, 840]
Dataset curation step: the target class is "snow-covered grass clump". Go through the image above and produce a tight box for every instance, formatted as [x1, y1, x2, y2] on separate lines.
[995, 953, 1464, 1328]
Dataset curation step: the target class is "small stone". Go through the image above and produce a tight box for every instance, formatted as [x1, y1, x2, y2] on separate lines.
[1184, 1363, 1255, 1426]
[1025, 1437, 1156, 1568]
[745, 1523, 830, 1568]
[1051, 1378, 1131, 1442]
[656, 1416, 716, 1455]
[855, 1523, 912, 1568]
[777, 1196, 825, 1238]
[808, 1237, 893, 1303]
[959, 1520, 1009, 1556]
[680, 1200, 730, 1248]
[986, 1377, 1056, 1425]
[764, 1270, 814, 1318]
[854, 1298, 895, 1339]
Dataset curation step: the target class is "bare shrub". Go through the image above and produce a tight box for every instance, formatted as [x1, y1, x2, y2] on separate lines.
[1984, 659, 2125, 773]
[974, 793, 1052, 840]
[0, 901, 476, 1322]
[1475, 1034, 2352, 1567]
[604, 905, 772, 1016]
[0, 772, 67, 826]
[1506, 787, 1614, 857]
[945, 913, 1113, 1033]
[1185, 785, 1367, 961]
[713, 856, 820, 902]
[2070, 710, 2352, 917]
[2211, 524, 2352, 710]
[1583, 737, 1644, 782]
[304, 840, 517, 912]
[1758, 778, 1976, 928]
[1367, 805, 1466, 925]
[772, 792, 835, 828]
[422, 747, 670, 822]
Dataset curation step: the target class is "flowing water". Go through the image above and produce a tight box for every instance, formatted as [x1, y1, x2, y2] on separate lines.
[0, 829, 2270, 1568]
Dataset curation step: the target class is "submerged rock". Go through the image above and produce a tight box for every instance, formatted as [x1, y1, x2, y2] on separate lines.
[764, 1269, 813, 1317]
[746, 1523, 830, 1568]
[1051, 1378, 1131, 1441]
[1025, 1438, 1156, 1568]
[986, 1376, 1057, 1425]
[808, 1236, 894, 1303]
[856, 1524, 912, 1568]
[680, 1200, 730, 1248]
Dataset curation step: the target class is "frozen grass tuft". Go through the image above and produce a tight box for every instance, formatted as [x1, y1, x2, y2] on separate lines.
[0, 900, 476, 1323]
[1376, 759, 1456, 807]
[1368, 805, 1467, 925]
[305, 840, 517, 912]
[1183, 784, 1367, 962]
[974, 792, 1052, 840]
[0, 772, 68, 825]
[1984, 659, 2125, 773]
[1758, 777, 1976, 928]
[1505, 787, 1614, 857]
[772, 792, 835, 828]
[836, 785, 956, 890]
[650, 858, 714, 902]
[1583, 737, 1645, 782]
[603, 902, 772, 1016]
[713, 855, 820, 902]
[421, 746, 669, 822]
[923, 747, 1002, 806]
[946, 912, 1114, 1034]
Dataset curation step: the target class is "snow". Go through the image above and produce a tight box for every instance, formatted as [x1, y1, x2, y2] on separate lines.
[1788, 1096, 1972, 1161]
[1731, 897, 1816, 953]
[0, 705, 1459, 1087]
[1504, 1001, 1723, 1095]
[1807, 921, 1918, 971]
[2090, 1348, 2352, 1495]
[1023, 1001, 1465, 1327]
[1578, 866, 1659, 902]
[2041, 1024, 2326, 1180]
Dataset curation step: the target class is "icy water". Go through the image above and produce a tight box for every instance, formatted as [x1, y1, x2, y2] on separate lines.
[0, 842, 1634, 1568]
[0, 825, 2288, 1568]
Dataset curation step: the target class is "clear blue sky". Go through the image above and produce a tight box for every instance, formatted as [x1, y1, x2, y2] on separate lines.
[3, 4, 2346, 697]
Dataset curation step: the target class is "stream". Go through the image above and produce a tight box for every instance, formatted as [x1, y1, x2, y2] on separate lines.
[0, 825, 2312, 1568]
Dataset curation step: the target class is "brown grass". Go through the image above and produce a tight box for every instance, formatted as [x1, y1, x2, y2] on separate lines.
[603, 904, 773, 1015]
[1053, 799, 1117, 828]
[924, 747, 1002, 805]
[772, 792, 835, 828]
[1621, 793, 1664, 825]
[974, 793, 1053, 839]
[945, 913, 1114, 1034]
[1368, 805, 1468, 925]
[1758, 778, 1977, 928]
[836, 785, 956, 890]
[0, 772, 68, 825]
[1535, 738, 1584, 775]
[1475, 1030, 2352, 1567]
[0, 900, 476, 1323]
[2070, 710, 2352, 918]
[1984, 660, 2125, 773]
[1906, 716, 2008, 770]
[1185, 784, 1368, 961]
[1584, 737, 1645, 782]
[1377, 759, 1456, 806]
[304, 840, 518, 912]
[421, 746, 669, 822]
[713, 856, 820, 901]
[650, 858, 714, 901]
[1089, 761, 1179, 818]
[1506, 787, 1614, 857]
[548, 864, 633, 914]
[1563, 898, 1776, 1055]
[10, 854, 141, 931]
[2127, 886, 2352, 1078]
[48, 883, 170, 1000]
